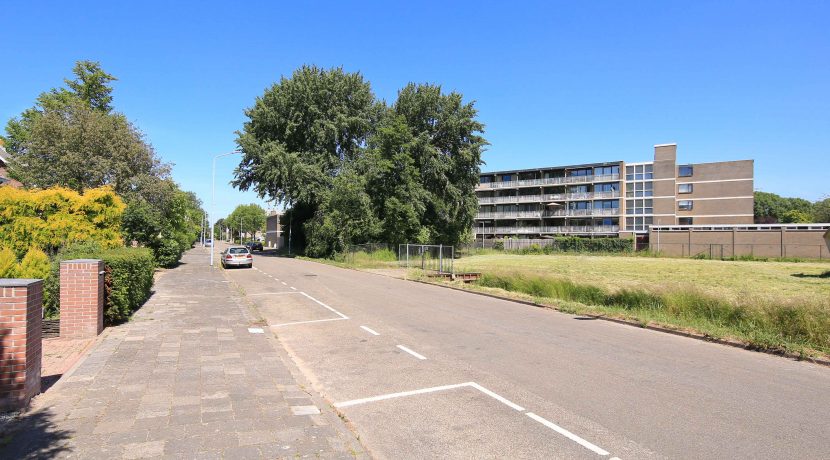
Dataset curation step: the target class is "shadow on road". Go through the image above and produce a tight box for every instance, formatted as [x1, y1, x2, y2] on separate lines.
[791, 271, 830, 279]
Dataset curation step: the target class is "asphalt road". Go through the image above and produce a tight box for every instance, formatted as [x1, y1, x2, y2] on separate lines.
[222, 250, 830, 459]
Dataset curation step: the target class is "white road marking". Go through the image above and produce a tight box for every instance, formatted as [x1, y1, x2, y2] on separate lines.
[246, 292, 302, 296]
[300, 292, 349, 319]
[290, 286, 297, 290]
[610, 457, 622, 460]
[525, 412, 610, 456]
[270, 318, 348, 327]
[333, 383, 470, 408]
[247, 327, 264, 334]
[466, 382, 524, 411]
[360, 326, 380, 336]
[396, 345, 427, 360]
[281, 281, 288, 285]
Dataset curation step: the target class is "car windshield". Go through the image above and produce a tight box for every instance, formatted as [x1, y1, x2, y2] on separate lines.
[228, 248, 249, 254]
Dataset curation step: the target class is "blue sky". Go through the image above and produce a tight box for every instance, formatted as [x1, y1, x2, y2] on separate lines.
[2, 1, 828, 219]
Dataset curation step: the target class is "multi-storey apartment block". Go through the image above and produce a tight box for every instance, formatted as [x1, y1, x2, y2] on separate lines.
[474, 143, 753, 240]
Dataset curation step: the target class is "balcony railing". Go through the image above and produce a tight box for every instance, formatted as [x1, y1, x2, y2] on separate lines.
[476, 174, 620, 190]
[477, 225, 620, 235]
[476, 208, 620, 219]
[477, 191, 620, 204]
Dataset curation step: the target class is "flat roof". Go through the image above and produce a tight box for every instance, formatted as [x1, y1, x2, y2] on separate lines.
[481, 160, 624, 176]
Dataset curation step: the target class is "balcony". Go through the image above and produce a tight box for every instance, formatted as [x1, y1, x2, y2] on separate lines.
[477, 191, 620, 204]
[477, 225, 620, 235]
[476, 208, 620, 219]
[476, 174, 620, 190]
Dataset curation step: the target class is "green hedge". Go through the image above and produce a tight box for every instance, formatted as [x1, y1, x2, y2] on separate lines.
[44, 242, 155, 323]
[500, 237, 634, 254]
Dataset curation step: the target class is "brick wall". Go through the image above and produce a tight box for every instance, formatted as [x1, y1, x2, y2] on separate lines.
[60, 259, 104, 339]
[0, 279, 43, 410]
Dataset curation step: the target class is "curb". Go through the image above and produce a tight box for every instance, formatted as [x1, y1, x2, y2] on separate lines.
[300, 257, 830, 368]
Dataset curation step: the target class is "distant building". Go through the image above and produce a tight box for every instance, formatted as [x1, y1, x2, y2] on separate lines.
[0, 144, 22, 187]
[265, 211, 283, 249]
[475, 143, 753, 240]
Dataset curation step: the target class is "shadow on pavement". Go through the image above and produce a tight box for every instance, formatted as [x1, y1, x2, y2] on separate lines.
[0, 408, 72, 459]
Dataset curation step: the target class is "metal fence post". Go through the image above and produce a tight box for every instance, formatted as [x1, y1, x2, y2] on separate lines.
[439, 244, 443, 273]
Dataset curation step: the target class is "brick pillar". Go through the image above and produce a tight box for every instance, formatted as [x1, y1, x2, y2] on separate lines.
[60, 259, 105, 339]
[0, 279, 43, 410]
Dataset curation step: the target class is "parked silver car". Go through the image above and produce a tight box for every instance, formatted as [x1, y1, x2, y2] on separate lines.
[220, 246, 253, 268]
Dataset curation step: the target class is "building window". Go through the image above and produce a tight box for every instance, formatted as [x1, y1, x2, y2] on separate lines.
[678, 217, 693, 225]
[480, 176, 491, 184]
[502, 174, 512, 182]
[678, 183, 693, 194]
[678, 165, 693, 177]
[678, 200, 693, 211]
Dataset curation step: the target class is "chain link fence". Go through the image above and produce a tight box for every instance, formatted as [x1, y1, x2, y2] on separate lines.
[398, 244, 454, 274]
[653, 243, 829, 260]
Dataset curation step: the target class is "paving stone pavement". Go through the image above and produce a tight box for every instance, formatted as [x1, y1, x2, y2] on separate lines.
[0, 249, 366, 459]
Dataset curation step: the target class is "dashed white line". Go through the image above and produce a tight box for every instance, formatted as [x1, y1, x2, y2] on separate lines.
[360, 326, 380, 336]
[281, 281, 288, 285]
[247, 327, 264, 334]
[396, 345, 427, 360]
[290, 286, 297, 290]
[525, 412, 610, 456]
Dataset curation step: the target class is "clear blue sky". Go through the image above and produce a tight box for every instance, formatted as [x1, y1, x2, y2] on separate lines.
[2, 1, 828, 219]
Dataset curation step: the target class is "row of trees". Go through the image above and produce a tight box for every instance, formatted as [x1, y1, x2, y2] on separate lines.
[2, 61, 204, 266]
[233, 66, 487, 257]
[754, 192, 830, 224]
[213, 204, 267, 242]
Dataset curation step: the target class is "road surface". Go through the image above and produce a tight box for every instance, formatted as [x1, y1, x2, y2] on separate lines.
[222, 251, 830, 459]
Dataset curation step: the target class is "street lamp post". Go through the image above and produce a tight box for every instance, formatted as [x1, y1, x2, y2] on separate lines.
[210, 150, 241, 267]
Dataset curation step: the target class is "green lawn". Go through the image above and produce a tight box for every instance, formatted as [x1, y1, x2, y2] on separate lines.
[452, 253, 830, 357]
[455, 254, 830, 306]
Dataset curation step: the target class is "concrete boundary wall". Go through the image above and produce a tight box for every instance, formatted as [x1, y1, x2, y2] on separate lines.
[649, 224, 830, 259]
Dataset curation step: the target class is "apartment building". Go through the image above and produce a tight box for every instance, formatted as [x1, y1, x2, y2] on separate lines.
[475, 143, 753, 239]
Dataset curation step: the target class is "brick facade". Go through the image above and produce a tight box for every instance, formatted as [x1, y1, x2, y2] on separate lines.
[60, 260, 104, 339]
[0, 279, 43, 410]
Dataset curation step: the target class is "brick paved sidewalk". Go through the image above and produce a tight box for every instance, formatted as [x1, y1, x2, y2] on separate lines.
[0, 248, 365, 459]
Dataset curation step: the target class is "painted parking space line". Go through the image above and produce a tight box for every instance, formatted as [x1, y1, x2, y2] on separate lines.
[270, 317, 348, 327]
[300, 292, 349, 319]
[526, 412, 610, 456]
[246, 292, 303, 296]
[333, 383, 469, 408]
[396, 345, 427, 360]
[360, 326, 380, 336]
[333, 382, 614, 457]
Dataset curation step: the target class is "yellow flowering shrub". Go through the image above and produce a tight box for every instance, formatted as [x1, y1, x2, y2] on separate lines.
[0, 186, 125, 258]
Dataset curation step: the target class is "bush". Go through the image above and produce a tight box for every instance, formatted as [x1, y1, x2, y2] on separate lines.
[18, 248, 51, 280]
[492, 240, 504, 250]
[0, 246, 18, 277]
[153, 238, 186, 268]
[43, 242, 155, 322]
[0, 186, 125, 258]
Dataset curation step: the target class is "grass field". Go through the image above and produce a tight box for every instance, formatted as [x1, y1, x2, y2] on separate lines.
[451, 254, 830, 357]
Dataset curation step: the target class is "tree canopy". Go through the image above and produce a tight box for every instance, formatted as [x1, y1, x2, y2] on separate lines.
[226, 204, 267, 241]
[3, 60, 203, 266]
[754, 191, 827, 223]
[234, 66, 487, 257]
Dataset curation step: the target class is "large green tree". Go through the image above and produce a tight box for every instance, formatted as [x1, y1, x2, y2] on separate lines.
[4, 60, 201, 266]
[233, 65, 379, 207]
[4, 61, 167, 193]
[226, 204, 267, 242]
[233, 66, 486, 257]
